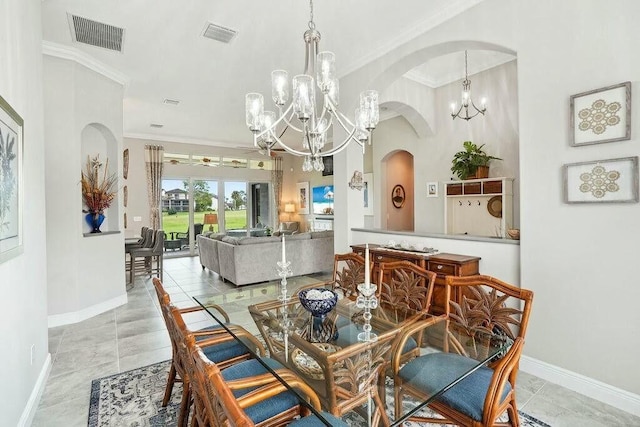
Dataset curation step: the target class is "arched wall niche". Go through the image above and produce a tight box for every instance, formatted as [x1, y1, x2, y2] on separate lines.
[80, 122, 119, 233]
[381, 149, 414, 231]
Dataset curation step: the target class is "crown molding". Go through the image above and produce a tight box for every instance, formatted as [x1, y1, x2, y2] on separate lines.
[42, 40, 129, 87]
[123, 132, 242, 149]
[339, 0, 484, 78]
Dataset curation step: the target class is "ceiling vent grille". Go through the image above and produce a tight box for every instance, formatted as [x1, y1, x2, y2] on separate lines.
[163, 99, 180, 106]
[202, 22, 237, 43]
[150, 123, 164, 128]
[68, 14, 124, 52]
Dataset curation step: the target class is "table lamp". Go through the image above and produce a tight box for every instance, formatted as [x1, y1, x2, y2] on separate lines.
[284, 203, 296, 221]
[203, 213, 218, 232]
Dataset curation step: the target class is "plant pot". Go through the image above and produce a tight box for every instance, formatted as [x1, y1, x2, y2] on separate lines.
[468, 165, 489, 180]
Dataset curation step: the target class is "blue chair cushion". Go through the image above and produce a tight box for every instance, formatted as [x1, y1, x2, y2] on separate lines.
[334, 324, 417, 354]
[221, 358, 300, 424]
[195, 325, 255, 364]
[289, 412, 349, 427]
[398, 353, 512, 421]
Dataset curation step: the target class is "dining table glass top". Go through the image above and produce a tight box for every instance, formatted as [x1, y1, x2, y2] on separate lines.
[193, 288, 512, 427]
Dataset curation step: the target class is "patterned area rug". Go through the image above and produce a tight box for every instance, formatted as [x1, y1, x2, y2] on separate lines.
[88, 360, 551, 427]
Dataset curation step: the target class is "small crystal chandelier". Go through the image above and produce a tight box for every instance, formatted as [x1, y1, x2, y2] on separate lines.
[450, 50, 487, 121]
[245, 0, 379, 172]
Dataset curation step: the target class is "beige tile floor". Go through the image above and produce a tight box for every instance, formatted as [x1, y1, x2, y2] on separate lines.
[33, 256, 640, 426]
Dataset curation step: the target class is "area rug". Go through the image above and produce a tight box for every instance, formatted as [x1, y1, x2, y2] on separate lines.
[88, 360, 551, 427]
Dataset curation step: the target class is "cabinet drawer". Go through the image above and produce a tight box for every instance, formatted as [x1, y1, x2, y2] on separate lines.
[373, 253, 404, 263]
[446, 184, 462, 195]
[427, 261, 457, 276]
[483, 180, 502, 194]
[463, 182, 481, 195]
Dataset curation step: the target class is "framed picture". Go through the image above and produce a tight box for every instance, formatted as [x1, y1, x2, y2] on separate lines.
[297, 182, 309, 214]
[363, 173, 373, 215]
[426, 181, 438, 198]
[392, 184, 405, 208]
[563, 156, 638, 204]
[0, 94, 24, 264]
[322, 156, 333, 176]
[570, 81, 631, 146]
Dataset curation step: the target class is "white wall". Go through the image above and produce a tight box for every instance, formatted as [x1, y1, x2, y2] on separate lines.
[336, 0, 640, 411]
[516, 0, 640, 396]
[0, 0, 50, 424]
[43, 55, 127, 325]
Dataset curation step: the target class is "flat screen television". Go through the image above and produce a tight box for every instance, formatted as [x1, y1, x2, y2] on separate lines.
[312, 185, 334, 215]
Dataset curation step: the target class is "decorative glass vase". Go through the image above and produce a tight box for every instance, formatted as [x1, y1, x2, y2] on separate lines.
[85, 212, 105, 233]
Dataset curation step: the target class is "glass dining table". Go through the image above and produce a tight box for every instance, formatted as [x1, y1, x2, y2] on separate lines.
[193, 291, 512, 427]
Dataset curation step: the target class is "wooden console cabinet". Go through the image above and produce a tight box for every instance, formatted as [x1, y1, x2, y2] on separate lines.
[350, 244, 480, 345]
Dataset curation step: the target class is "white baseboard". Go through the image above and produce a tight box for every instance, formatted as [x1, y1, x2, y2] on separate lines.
[520, 355, 640, 417]
[47, 294, 128, 327]
[18, 353, 52, 427]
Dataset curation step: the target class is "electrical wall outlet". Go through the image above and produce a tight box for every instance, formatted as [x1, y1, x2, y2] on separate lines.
[133, 216, 142, 222]
[30, 344, 35, 365]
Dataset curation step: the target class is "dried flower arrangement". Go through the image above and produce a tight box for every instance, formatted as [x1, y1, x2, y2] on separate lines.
[81, 155, 118, 214]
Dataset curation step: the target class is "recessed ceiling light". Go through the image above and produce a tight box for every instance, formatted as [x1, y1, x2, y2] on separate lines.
[150, 123, 164, 128]
[163, 99, 180, 106]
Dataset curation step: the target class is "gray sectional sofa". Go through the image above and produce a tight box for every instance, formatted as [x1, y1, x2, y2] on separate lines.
[197, 231, 334, 286]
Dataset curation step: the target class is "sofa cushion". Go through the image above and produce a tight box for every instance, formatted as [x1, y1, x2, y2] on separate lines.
[287, 232, 311, 241]
[222, 236, 240, 245]
[310, 230, 334, 239]
[210, 232, 226, 241]
[239, 236, 282, 245]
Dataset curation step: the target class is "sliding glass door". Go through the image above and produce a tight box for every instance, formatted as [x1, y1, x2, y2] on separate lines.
[161, 177, 218, 257]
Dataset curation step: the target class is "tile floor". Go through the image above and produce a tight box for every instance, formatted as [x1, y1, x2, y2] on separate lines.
[33, 256, 640, 426]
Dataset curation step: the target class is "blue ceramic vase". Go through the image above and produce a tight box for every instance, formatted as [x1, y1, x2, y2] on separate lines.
[85, 212, 105, 233]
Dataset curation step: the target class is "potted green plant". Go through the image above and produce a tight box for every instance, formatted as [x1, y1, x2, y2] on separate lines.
[451, 140, 502, 180]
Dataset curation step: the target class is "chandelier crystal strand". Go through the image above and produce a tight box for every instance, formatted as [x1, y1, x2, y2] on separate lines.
[245, 0, 379, 168]
[451, 50, 487, 121]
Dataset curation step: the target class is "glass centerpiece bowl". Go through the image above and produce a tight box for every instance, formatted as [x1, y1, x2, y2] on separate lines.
[298, 288, 338, 343]
[298, 288, 338, 317]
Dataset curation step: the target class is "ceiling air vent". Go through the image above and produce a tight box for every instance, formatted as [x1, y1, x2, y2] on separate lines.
[163, 99, 180, 106]
[150, 123, 164, 128]
[202, 22, 237, 44]
[68, 14, 124, 52]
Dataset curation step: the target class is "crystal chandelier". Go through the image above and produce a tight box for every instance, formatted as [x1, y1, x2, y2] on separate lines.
[245, 0, 379, 172]
[450, 50, 487, 121]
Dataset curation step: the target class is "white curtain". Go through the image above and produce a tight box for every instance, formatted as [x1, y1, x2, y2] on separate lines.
[145, 145, 164, 229]
[271, 157, 283, 229]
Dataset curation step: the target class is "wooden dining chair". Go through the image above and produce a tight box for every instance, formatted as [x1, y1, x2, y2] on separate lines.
[153, 278, 265, 427]
[392, 275, 534, 427]
[186, 333, 349, 427]
[376, 261, 437, 357]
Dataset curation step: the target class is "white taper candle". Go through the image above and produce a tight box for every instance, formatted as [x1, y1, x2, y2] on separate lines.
[364, 243, 370, 286]
[281, 234, 286, 264]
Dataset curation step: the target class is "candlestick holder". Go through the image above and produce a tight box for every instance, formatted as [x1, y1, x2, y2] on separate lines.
[356, 282, 378, 342]
[276, 260, 293, 360]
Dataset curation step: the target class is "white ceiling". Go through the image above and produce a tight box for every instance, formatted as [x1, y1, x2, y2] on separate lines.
[41, 0, 513, 149]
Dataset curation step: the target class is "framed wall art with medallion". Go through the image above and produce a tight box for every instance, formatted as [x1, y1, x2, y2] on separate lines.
[563, 156, 638, 204]
[570, 81, 631, 146]
[0, 94, 24, 263]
